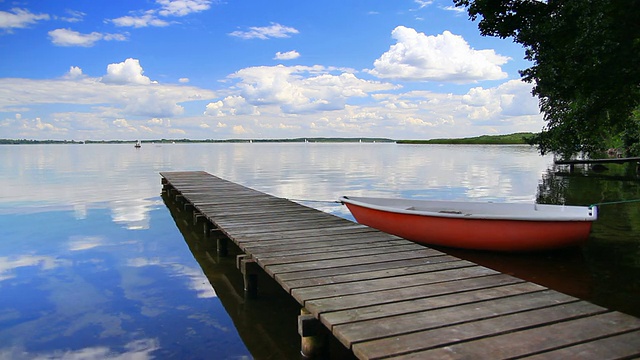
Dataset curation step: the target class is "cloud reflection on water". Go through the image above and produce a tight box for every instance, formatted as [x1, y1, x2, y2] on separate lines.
[1, 338, 160, 360]
[0, 203, 242, 358]
[0, 143, 553, 217]
[128, 257, 217, 299]
[0, 255, 66, 281]
[0, 142, 554, 359]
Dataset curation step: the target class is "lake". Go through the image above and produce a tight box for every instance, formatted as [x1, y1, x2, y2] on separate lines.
[1, 143, 638, 359]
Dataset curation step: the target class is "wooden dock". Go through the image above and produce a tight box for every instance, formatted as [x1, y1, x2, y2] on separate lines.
[555, 156, 640, 172]
[160, 171, 640, 359]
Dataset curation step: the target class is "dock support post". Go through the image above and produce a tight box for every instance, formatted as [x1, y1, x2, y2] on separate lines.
[193, 211, 205, 225]
[184, 202, 194, 212]
[237, 255, 259, 298]
[209, 228, 228, 256]
[298, 308, 326, 358]
[209, 228, 229, 256]
[202, 221, 210, 237]
[217, 237, 228, 256]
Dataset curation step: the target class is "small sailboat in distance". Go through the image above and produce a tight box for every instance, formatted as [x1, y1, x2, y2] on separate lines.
[134, 140, 141, 148]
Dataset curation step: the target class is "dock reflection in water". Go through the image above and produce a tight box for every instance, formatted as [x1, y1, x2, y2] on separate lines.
[162, 192, 357, 360]
[437, 165, 640, 319]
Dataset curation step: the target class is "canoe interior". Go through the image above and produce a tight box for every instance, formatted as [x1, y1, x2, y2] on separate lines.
[340, 196, 597, 222]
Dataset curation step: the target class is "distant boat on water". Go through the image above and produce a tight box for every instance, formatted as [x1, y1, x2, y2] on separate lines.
[134, 140, 141, 148]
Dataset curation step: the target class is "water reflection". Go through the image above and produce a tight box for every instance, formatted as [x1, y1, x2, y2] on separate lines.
[0, 254, 66, 281]
[0, 206, 251, 359]
[444, 163, 640, 317]
[1, 142, 639, 358]
[0, 338, 161, 360]
[161, 191, 356, 360]
[541, 164, 640, 316]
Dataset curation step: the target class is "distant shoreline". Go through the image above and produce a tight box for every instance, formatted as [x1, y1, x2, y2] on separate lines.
[0, 138, 394, 145]
[0, 133, 535, 145]
[397, 132, 534, 145]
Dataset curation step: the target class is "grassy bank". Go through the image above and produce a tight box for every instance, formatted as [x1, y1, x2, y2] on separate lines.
[397, 132, 535, 145]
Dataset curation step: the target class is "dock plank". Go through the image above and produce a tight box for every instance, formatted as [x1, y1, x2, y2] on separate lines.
[291, 266, 500, 305]
[332, 290, 580, 347]
[396, 312, 640, 359]
[283, 257, 470, 290]
[304, 273, 525, 315]
[160, 171, 640, 359]
[353, 301, 608, 359]
[265, 248, 443, 276]
[519, 330, 640, 360]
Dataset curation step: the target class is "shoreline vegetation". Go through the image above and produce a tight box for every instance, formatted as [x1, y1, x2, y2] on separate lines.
[0, 132, 535, 145]
[397, 132, 534, 145]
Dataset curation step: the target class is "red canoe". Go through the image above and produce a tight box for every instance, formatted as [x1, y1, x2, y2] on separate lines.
[339, 196, 597, 252]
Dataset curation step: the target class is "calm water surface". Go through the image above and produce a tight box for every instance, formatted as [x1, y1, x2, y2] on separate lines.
[1, 143, 638, 359]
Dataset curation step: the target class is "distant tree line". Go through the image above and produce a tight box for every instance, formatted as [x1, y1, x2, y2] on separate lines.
[0, 139, 85, 144]
[0, 138, 395, 145]
[398, 133, 534, 145]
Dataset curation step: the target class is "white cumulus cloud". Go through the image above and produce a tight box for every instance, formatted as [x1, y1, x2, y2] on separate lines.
[0, 8, 49, 32]
[110, 0, 211, 28]
[102, 59, 153, 85]
[64, 66, 84, 79]
[56, 9, 86, 23]
[461, 79, 541, 120]
[0, 57, 218, 139]
[48, 28, 128, 47]
[414, 0, 434, 9]
[227, 65, 397, 114]
[157, 0, 212, 17]
[369, 26, 510, 83]
[205, 95, 259, 116]
[229, 23, 299, 40]
[274, 50, 300, 60]
[111, 12, 170, 28]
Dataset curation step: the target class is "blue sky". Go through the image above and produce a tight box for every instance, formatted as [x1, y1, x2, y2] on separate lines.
[0, 0, 544, 140]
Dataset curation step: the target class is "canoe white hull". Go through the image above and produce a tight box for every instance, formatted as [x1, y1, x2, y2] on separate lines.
[340, 196, 597, 252]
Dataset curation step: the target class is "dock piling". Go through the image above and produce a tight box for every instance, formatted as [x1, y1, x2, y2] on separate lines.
[216, 237, 228, 256]
[299, 309, 327, 358]
[193, 211, 205, 226]
[237, 255, 259, 298]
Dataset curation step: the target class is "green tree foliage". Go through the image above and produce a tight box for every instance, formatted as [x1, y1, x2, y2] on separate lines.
[453, 0, 640, 158]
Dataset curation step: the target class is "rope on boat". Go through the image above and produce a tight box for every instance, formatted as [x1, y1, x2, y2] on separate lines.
[287, 198, 640, 207]
[287, 197, 640, 208]
[590, 199, 640, 208]
[286, 198, 342, 204]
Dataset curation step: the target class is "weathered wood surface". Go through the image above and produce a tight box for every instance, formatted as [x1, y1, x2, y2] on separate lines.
[160, 171, 640, 359]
